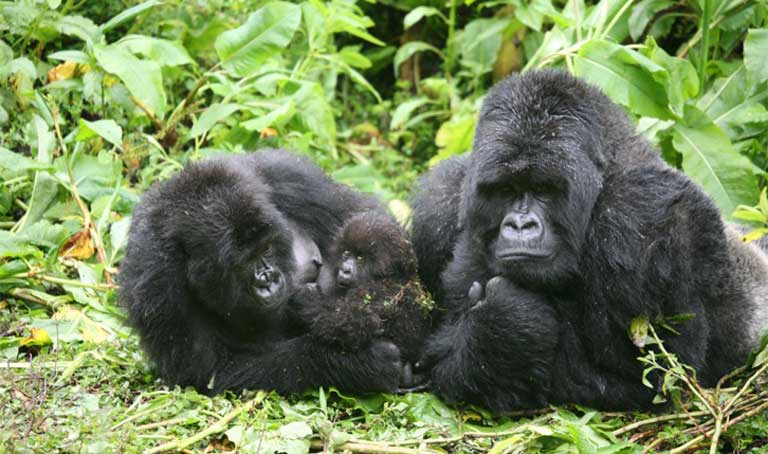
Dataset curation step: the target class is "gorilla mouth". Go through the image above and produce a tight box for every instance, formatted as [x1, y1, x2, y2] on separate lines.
[496, 250, 554, 261]
[253, 269, 286, 306]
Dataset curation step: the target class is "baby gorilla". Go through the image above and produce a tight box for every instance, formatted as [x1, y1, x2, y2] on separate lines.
[302, 211, 433, 388]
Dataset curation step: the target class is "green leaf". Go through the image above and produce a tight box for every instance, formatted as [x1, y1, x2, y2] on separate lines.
[215, 1, 301, 77]
[457, 18, 510, 76]
[55, 15, 101, 44]
[190, 103, 242, 138]
[628, 0, 674, 41]
[93, 43, 167, 117]
[241, 101, 295, 132]
[54, 151, 123, 201]
[77, 119, 123, 150]
[100, 0, 163, 32]
[744, 28, 768, 84]
[47, 50, 90, 64]
[292, 82, 336, 146]
[574, 40, 672, 119]
[430, 112, 477, 166]
[0, 231, 41, 259]
[0, 148, 54, 172]
[673, 106, 758, 217]
[16, 116, 59, 232]
[114, 35, 193, 67]
[643, 38, 698, 117]
[698, 65, 768, 141]
[390, 97, 430, 130]
[403, 6, 445, 29]
[394, 41, 443, 76]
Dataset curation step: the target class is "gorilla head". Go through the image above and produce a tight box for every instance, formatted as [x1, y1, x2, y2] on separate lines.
[461, 70, 638, 289]
[166, 162, 321, 324]
[318, 211, 417, 297]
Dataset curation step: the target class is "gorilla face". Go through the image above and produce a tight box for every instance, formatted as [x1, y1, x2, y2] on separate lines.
[463, 108, 606, 289]
[318, 211, 417, 297]
[176, 182, 322, 323]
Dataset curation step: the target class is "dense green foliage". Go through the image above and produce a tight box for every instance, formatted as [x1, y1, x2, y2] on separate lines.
[1, 0, 768, 452]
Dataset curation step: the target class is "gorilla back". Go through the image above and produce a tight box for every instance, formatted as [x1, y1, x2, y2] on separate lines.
[120, 150, 405, 395]
[411, 70, 768, 411]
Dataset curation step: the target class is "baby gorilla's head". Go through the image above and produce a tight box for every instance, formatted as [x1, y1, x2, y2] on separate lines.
[319, 211, 417, 296]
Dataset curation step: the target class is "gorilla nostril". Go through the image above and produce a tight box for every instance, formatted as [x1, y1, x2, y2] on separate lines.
[501, 212, 543, 239]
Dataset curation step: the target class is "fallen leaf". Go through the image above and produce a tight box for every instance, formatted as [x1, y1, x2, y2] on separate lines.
[47, 61, 90, 83]
[260, 127, 278, 139]
[20, 327, 53, 347]
[61, 229, 95, 260]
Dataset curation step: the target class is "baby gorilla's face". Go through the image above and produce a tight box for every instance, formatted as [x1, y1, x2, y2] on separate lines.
[317, 211, 417, 298]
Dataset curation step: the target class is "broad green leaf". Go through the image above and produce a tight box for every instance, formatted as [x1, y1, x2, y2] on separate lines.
[0, 39, 12, 66]
[673, 106, 758, 217]
[319, 54, 381, 102]
[241, 101, 295, 132]
[514, 0, 563, 32]
[390, 97, 430, 130]
[430, 112, 477, 167]
[47, 50, 90, 64]
[17, 116, 59, 232]
[404, 6, 445, 29]
[292, 82, 336, 146]
[77, 119, 123, 150]
[0, 148, 54, 172]
[215, 2, 301, 77]
[744, 28, 768, 84]
[0, 231, 41, 259]
[457, 18, 510, 76]
[394, 41, 443, 76]
[110, 217, 131, 258]
[628, 0, 674, 40]
[643, 38, 698, 117]
[19, 220, 68, 248]
[190, 103, 242, 138]
[93, 43, 167, 117]
[698, 65, 768, 141]
[54, 151, 123, 201]
[114, 35, 193, 67]
[55, 15, 101, 44]
[574, 40, 672, 119]
[100, 0, 163, 32]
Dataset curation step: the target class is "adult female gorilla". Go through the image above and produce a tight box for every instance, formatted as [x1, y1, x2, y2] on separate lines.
[120, 150, 403, 395]
[411, 70, 768, 411]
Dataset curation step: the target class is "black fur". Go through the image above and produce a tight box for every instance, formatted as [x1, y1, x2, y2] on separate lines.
[119, 150, 405, 395]
[306, 212, 433, 368]
[411, 70, 768, 411]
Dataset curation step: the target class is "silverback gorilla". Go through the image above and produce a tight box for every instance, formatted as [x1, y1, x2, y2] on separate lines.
[120, 150, 406, 395]
[411, 70, 768, 411]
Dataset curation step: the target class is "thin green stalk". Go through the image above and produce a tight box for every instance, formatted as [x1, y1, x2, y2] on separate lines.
[699, 0, 711, 92]
[444, 0, 458, 77]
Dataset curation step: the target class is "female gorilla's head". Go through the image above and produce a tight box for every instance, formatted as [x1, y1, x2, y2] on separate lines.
[161, 160, 321, 326]
[460, 70, 635, 289]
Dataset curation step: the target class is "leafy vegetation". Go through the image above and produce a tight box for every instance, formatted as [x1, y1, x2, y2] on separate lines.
[1, 0, 767, 452]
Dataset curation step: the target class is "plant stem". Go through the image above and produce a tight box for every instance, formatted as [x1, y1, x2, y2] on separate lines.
[699, 0, 711, 92]
[444, 0, 458, 77]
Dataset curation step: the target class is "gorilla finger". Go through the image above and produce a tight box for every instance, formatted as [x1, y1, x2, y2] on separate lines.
[401, 362, 414, 387]
[468, 281, 484, 303]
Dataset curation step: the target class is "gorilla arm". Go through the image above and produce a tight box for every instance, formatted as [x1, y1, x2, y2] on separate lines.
[424, 273, 558, 411]
[410, 155, 469, 297]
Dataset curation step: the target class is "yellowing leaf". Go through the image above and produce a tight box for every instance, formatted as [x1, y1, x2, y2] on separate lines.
[47, 61, 90, 83]
[53, 306, 109, 344]
[61, 229, 95, 260]
[20, 327, 53, 347]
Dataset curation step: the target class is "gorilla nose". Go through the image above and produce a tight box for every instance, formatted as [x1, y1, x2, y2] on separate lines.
[338, 262, 354, 286]
[501, 212, 543, 240]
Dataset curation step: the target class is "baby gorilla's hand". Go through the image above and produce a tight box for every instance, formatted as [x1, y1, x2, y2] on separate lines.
[310, 298, 384, 350]
[363, 341, 403, 393]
